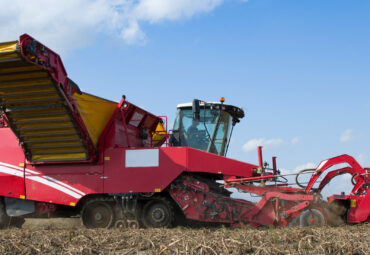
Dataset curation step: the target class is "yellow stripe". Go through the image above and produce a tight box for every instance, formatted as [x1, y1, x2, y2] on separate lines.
[18, 122, 73, 129]
[32, 153, 87, 161]
[2, 95, 60, 102]
[12, 115, 70, 123]
[32, 146, 85, 153]
[0, 72, 49, 81]
[25, 134, 80, 141]
[0, 66, 42, 74]
[0, 41, 17, 53]
[28, 141, 82, 147]
[0, 79, 52, 89]
[21, 129, 77, 137]
[0, 53, 19, 61]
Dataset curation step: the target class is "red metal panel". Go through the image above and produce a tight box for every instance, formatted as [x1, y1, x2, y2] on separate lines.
[24, 163, 103, 206]
[103, 147, 186, 193]
[103, 147, 258, 194]
[0, 129, 26, 199]
[347, 193, 370, 223]
[185, 147, 258, 177]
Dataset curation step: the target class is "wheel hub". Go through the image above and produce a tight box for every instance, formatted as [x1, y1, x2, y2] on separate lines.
[142, 198, 174, 228]
[94, 212, 103, 221]
[152, 208, 165, 222]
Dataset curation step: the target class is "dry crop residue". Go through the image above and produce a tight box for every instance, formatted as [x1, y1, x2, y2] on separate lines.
[0, 224, 369, 254]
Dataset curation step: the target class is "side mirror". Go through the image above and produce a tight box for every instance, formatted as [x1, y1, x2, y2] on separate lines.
[192, 99, 200, 121]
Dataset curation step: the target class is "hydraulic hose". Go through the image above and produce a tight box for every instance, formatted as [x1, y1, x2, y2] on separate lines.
[295, 169, 316, 189]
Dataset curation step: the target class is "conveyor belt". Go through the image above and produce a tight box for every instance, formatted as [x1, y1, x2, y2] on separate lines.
[0, 40, 89, 162]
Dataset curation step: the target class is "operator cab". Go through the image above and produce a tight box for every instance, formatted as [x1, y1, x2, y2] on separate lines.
[170, 98, 244, 156]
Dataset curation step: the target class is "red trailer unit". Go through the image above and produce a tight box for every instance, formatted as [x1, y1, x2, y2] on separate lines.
[0, 34, 368, 228]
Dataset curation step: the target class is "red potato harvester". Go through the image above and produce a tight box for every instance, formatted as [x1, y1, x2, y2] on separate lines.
[0, 34, 368, 228]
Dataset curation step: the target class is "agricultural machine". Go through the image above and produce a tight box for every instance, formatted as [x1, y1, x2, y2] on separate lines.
[0, 34, 369, 229]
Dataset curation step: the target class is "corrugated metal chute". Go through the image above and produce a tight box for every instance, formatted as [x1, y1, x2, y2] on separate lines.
[72, 92, 117, 147]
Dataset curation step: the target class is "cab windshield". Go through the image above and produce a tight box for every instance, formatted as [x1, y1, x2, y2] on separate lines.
[172, 108, 232, 156]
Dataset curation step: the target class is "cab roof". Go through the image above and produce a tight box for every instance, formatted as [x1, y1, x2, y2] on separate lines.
[177, 102, 245, 120]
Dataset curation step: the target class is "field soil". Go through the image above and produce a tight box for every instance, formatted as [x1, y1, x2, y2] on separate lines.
[0, 219, 368, 254]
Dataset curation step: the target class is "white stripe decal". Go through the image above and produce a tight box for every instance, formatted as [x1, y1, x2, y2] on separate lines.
[317, 160, 328, 171]
[0, 165, 24, 177]
[0, 162, 86, 199]
[27, 176, 82, 199]
[0, 162, 25, 171]
[43, 176, 85, 196]
[25, 169, 40, 175]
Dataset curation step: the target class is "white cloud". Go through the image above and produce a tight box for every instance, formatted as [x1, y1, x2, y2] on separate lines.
[279, 168, 291, 175]
[279, 162, 316, 176]
[341, 174, 352, 181]
[277, 162, 317, 176]
[291, 137, 300, 145]
[294, 162, 317, 172]
[0, 0, 226, 53]
[120, 20, 146, 45]
[340, 129, 356, 143]
[242, 137, 299, 152]
[242, 138, 285, 152]
[357, 153, 368, 165]
[132, 0, 223, 23]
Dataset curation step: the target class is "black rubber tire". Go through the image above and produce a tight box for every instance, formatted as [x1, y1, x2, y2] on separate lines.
[0, 198, 10, 229]
[142, 197, 174, 228]
[114, 220, 128, 229]
[9, 217, 25, 228]
[81, 198, 115, 229]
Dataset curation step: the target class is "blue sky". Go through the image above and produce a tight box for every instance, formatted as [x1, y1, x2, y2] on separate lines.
[2, 0, 369, 196]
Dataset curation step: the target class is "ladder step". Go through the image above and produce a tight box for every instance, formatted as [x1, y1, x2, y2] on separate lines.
[20, 131, 77, 138]
[0, 65, 41, 74]
[0, 49, 17, 54]
[31, 149, 86, 155]
[0, 91, 56, 98]
[0, 77, 51, 87]
[5, 104, 64, 112]
[14, 118, 71, 124]
[0, 57, 21, 63]
[24, 138, 81, 143]
[31, 156, 88, 163]
[18, 124, 74, 131]
[0, 83, 53, 92]
[10, 111, 66, 118]
[1, 97, 61, 105]
[29, 144, 83, 149]
[0, 71, 49, 82]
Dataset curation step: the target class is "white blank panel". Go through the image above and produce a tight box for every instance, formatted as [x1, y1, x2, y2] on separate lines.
[125, 149, 159, 168]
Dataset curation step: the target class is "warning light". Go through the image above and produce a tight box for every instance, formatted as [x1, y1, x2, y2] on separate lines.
[220, 97, 225, 103]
